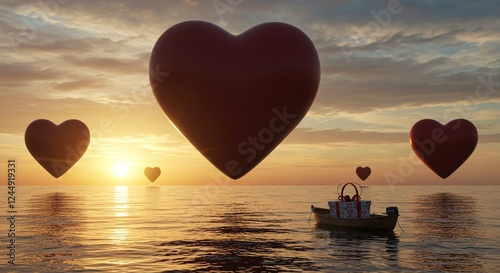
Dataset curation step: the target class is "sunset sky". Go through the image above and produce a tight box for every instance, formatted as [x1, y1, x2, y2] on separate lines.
[1, 1, 499, 186]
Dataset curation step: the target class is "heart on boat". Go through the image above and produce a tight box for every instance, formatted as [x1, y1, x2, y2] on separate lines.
[356, 166, 371, 181]
[410, 119, 478, 179]
[149, 21, 320, 179]
[144, 167, 161, 182]
[25, 119, 90, 178]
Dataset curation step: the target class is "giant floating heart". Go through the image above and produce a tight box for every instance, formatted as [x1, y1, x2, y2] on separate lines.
[25, 119, 90, 178]
[356, 166, 371, 181]
[410, 119, 478, 179]
[149, 21, 320, 179]
[144, 167, 161, 182]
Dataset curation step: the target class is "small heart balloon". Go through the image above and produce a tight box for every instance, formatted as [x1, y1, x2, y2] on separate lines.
[25, 119, 90, 178]
[356, 166, 371, 181]
[144, 167, 161, 182]
[410, 119, 478, 179]
[149, 21, 320, 179]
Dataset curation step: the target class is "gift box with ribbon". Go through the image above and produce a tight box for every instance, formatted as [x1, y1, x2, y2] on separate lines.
[328, 200, 371, 219]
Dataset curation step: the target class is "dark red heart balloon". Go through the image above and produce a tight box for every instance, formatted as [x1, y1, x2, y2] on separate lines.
[144, 167, 161, 182]
[25, 119, 90, 178]
[149, 21, 320, 179]
[410, 119, 478, 179]
[356, 166, 371, 181]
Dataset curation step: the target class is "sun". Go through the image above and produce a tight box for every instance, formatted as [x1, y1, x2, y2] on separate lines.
[114, 162, 129, 178]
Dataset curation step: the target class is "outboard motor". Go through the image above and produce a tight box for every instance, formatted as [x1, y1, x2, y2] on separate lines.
[386, 207, 399, 216]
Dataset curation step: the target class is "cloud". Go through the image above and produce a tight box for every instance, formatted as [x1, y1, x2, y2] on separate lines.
[12, 37, 128, 54]
[285, 127, 408, 145]
[53, 78, 109, 91]
[284, 127, 500, 146]
[61, 53, 148, 75]
[313, 54, 499, 114]
[0, 62, 60, 81]
[479, 134, 500, 144]
[344, 29, 466, 52]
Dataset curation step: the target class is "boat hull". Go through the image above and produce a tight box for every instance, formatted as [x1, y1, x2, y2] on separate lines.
[311, 206, 398, 231]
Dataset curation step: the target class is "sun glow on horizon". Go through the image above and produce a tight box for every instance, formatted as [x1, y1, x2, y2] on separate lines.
[114, 162, 129, 178]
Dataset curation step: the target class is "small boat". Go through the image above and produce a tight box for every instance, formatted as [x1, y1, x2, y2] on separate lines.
[311, 206, 399, 231]
[310, 182, 399, 231]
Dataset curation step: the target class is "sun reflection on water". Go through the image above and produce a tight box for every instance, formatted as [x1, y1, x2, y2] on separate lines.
[110, 185, 129, 243]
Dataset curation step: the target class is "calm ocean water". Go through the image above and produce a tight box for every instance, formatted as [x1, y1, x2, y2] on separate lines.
[1, 185, 499, 272]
